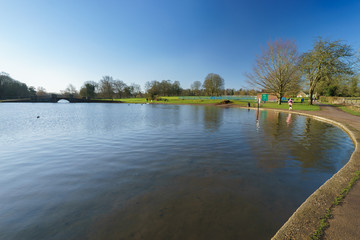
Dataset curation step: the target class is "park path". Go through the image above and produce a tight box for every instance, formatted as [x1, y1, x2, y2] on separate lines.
[299, 104, 360, 240]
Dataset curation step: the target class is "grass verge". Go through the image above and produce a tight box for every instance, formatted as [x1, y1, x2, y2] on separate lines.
[311, 170, 360, 240]
[260, 102, 320, 111]
[335, 105, 360, 116]
[106, 97, 320, 111]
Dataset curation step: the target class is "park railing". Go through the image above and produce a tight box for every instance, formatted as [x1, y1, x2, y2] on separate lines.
[179, 96, 257, 101]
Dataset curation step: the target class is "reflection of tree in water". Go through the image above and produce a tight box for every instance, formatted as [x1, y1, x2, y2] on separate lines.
[250, 111, 343, 173]
[190, 105, 201, 125]
[145, 104, 181, 128]
[292, 118, 337, 172]
[252, 111, 291, 171]
[203, 106, 223, 132]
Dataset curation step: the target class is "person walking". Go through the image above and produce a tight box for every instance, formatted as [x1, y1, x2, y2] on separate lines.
[288, 98, 293, 110]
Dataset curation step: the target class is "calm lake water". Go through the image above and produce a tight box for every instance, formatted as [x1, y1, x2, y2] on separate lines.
[0, 103, 354, 240]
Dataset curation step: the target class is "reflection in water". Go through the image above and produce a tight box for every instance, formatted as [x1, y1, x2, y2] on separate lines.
[252, 111, 347, 174]
[0, 104, 354, 240]
[292, 118, 342, 172]
[286, 113, 292, 125]
[203, 106, 223, 132]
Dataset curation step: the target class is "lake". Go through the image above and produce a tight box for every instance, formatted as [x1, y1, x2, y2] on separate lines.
[0, 103, 354, 240]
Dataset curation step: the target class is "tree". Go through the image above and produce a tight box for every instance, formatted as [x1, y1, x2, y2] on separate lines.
[314, 73, 358, 97]
[0, 72, 31, 99]
[191, 81, 202, 96]
[145, 80, 181, 98]
[80, 81, 97, 98]
[36, 86, 47, 96]
[145, 80, 160, 99]
[203, 73, 224, 96]
[246, 39, 301, 104]
[171, 81, 182, 96]
[28, 86, 37, 96]
[122, 83, 141, 98]
[113, 80, 127, 98]
[301, 38, 355, 104]
[349, 75, 360, 97]
[99, 76, 115, 98]
[225, 88, 235, 95]
[61, 84, 78, 97]
[129, 83, 142, 97]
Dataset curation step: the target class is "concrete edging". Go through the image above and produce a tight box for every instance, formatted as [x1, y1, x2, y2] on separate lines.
[270, 110, 360, 239]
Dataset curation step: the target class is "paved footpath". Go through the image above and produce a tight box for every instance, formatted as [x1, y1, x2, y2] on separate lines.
[299, 104, 360, 240]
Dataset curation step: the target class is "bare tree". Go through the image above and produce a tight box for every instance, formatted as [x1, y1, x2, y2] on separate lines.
[246, 39, 301, 104]
[113, 80, 127, 98]
[61, 84, 78, 97]
[99, 76, 115, 98]
[36, 86, 47, 96]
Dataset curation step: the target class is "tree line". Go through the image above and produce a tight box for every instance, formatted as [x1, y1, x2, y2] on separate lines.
[76, 74, 255, 99]
[0, 72, 257, 100]
[0, 72, 36, 99]
[246, 37, 360, 104]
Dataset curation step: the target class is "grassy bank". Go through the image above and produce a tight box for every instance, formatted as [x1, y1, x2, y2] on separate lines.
[260, 102, 320, 111]
[334, 105, 360, 116]
[112, 97, 320, 111]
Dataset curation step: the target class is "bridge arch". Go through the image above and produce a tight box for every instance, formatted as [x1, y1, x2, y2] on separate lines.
[57, 99, 70, 103]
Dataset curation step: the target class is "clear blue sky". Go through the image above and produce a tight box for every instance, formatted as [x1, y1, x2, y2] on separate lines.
[1, 0, 359, 93]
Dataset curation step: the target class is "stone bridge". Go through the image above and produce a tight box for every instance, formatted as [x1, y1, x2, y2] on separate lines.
[30, 94, 88, 103]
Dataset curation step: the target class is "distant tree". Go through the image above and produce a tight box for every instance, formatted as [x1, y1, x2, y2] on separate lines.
[28, 86, 37, 96]
[225, 88, 235, 95]
[246, 39, 301, 104]
[171, 81, 182, 96]
[237, 88, 246, 95]
[61, 84, 78, 97]
[99, 76, 115, 98]
[203, 73, 224, 96]
[36, 86, 47, 96]
[145, 80, 181, 98]
[191, 81, 202, 96]
[129, 83, 142, 97]
[181, 88, 192, 96]
[246, 89, 258, 96]
[159, 80, 171, 96]
[123, 85, 133, 98]
[145, 80, 160, 99]
[80, 81, 97, 98]
[0, 72, 30, 99]
[113, 80, 127, 98]
[300, 38, 355, 104]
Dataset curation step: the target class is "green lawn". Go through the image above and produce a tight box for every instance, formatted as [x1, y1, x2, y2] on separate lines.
[260, 102, 320, 111]
[108, 97, 320, 111]
[114, 97, 230, 105]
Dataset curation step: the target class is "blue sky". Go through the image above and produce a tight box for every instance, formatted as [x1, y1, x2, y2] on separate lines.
[1, 0, 359, 92]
